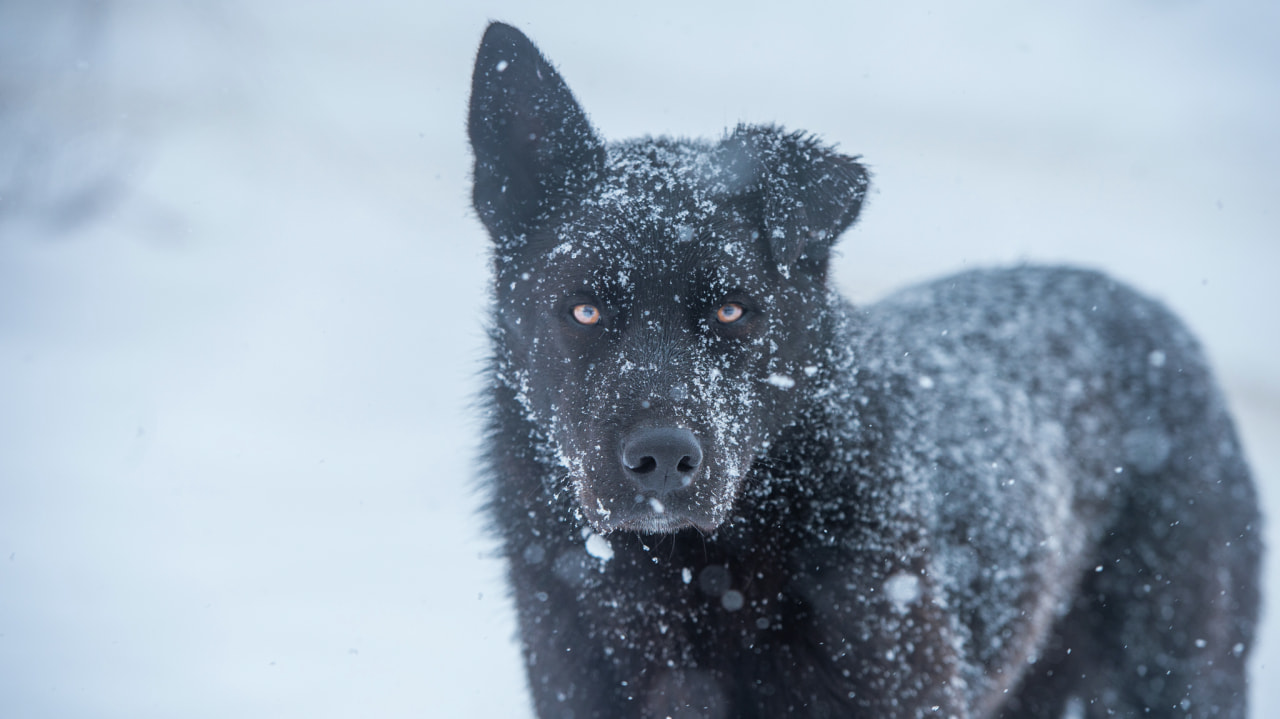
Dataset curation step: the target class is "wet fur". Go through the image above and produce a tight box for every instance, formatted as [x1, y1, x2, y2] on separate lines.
[468, 22, 1261, 719]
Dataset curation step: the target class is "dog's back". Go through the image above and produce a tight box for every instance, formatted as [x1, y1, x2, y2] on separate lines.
[862, 266, 1260, 716]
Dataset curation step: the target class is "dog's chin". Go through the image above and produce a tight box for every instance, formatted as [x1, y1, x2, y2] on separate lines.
[611, 513, 721, 536]
[581, 501, 724, 536]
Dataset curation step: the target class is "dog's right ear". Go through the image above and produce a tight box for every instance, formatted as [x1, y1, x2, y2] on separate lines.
[719, 126, 869, 270]
[469, 23, 605, 244]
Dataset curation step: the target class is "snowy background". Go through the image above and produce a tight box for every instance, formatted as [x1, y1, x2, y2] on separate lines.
[1, 1, 1277, 716]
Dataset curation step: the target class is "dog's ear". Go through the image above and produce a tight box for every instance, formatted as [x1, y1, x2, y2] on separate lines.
[721, 126, 870, 268]
[469, 23, 606, 244]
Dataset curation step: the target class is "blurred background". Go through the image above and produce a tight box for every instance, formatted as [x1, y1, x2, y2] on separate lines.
[1, 1, 1276, 716]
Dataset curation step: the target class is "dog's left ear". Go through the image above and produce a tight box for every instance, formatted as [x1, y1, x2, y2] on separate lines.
[722, 126, 870, 267]
[468, 23, 606, 244]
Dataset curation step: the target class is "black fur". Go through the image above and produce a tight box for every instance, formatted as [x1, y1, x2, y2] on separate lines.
[468, 22, 1261, 719]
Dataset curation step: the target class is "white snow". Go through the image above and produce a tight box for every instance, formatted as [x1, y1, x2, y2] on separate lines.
[0, 2, 1277, 718]
[585, 532, 615, 562]
[884, 572, 922, 612]
[767, 373, 796, 389]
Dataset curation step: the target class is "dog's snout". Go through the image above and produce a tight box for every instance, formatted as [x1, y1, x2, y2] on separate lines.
[622, 427, 702, 496]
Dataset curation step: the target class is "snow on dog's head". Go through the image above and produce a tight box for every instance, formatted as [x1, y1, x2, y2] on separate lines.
[469, 23, 868, 534]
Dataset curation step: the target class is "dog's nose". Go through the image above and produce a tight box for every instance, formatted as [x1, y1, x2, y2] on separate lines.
[622, 427, 703, 497]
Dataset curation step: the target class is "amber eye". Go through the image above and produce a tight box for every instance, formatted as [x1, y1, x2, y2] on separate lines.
[571, 303, 601, 325]
[716, 303, 746, 324]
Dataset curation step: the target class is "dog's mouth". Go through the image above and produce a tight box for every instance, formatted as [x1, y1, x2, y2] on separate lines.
[574, 467, 743, 536]
[612, 512, 710, 535]
[577, 482, 725, 535]
[605, 494, 725, 535]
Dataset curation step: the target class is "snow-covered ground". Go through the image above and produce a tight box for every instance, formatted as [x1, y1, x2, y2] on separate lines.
[1, 2, 1276, 716]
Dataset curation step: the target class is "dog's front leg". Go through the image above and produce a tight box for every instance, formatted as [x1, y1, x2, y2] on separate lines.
[781, 546, 972, 719]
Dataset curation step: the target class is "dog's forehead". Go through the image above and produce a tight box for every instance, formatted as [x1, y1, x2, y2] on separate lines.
[596, 139, 742, 208]
[521, 139, 769, 292]
[538, 224, 765, 291]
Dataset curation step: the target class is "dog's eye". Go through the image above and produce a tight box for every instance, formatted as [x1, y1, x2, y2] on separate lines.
[716, 303, 746, 324]
[571, 303, 602, 325]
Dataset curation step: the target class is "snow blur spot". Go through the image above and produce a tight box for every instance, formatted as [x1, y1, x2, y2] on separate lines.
[1122, 427, 1173, 474]
[648, 496, 666, 514]
[495, 60, 509, 72]
[1195, 638, 1207, 648]
[585, 532, 614, 562]
[721, 590, 745, 611]
[1233, 642, 1245, 657]
[918, 375, 935, 389]
[699, 565, 731, 595]
[681, 567, 692, 584]
[553, 550, 591, 586]
[1062, 696, 1085, 719]
[767, 373, 795, 389]
[1149, 349, 1167, 368]
[884, 572, 921, 612]
[522, 543, 546, 565]
[803, 365, 818, 377]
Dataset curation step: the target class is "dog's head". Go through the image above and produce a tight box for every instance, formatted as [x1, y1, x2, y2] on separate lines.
[469, 23, 868, 535]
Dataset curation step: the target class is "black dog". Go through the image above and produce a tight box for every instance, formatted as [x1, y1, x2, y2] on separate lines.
[467, 22, 1261, 719]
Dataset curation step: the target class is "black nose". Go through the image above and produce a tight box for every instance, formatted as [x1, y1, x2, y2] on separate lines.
[622, 427, 703, 497]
